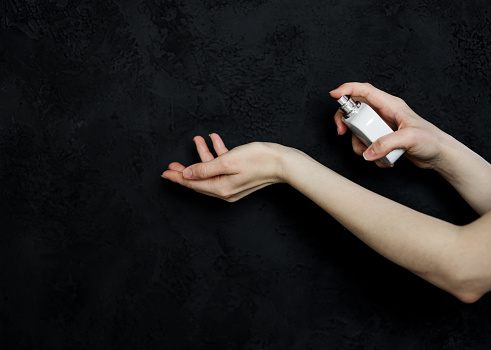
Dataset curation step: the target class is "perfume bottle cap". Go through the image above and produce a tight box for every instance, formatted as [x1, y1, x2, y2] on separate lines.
[337, 96, 359, 116]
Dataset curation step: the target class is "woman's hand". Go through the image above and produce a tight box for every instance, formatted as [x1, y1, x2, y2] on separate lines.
[162, 133, 286, 202]
[330, 82, 449, 169]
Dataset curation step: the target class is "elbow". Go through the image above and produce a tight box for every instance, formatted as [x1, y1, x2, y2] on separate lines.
[444, 269, 486, 304]
[453, 289, 483, 304]
[438, 226, 488, 304]
[421, 267, 484, 303]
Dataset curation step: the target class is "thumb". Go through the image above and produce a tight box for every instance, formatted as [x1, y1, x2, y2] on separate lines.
[183, 157, 231, 180]
[363, 128, 414, 161]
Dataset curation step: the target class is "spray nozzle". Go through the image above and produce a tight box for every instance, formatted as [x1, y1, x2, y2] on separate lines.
[337, 96, 360, 117]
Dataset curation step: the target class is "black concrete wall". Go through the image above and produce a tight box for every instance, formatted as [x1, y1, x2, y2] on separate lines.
[1, 1, 491, 349]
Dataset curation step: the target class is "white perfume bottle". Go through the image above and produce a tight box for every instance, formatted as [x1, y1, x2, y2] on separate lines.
[337, 96, 405, 165]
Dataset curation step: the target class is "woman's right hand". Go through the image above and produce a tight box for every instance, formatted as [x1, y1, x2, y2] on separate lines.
[330, 82, 449, 170]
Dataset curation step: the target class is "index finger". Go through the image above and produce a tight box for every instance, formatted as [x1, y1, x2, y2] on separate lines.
[329, 82, 397, 115]
[194, 136, 215, 162]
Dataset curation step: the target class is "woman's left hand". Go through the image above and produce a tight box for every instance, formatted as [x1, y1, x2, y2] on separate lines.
[162, 133, 286, 202]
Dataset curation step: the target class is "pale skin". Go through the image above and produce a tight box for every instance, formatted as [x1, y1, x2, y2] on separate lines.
[162, 82, 491, 303]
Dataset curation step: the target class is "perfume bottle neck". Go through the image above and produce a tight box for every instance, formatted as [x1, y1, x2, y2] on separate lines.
[337, 96, 359, 116]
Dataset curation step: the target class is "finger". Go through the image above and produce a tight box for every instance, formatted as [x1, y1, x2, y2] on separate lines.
[351, 96, 369, 105]
[351, 134, 367, 156]
[165, 172, 269, 202]
[350, 135, 392, 168]
[164, 166, 272, 201]
[194, 136, 215, 162]
[162, 169, 220, 194]
[168, 162, 185, 171]
[363, 128, 414, 161]
[161, 169, 180, 181]
[183, 156, 236, 180]
[334, 109, 348, 135]
[374, 159, 394, 168]
[330, 82, 398, 115]
[209, 133, 229, 155]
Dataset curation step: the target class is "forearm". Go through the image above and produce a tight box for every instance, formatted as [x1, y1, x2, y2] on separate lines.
[278, 147, 469, 299]
[434, 133, 491, 215]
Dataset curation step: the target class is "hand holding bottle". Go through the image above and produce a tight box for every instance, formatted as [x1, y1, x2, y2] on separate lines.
[330, 82, 447, 170]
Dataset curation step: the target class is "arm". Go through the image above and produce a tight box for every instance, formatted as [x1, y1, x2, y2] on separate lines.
[433, 136, 491, 215]
[162, 135, 491, 303]
[281, 146, 491, 303]
[329, 83, 491, 215]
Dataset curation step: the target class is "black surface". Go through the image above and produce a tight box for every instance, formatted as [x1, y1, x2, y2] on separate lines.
[1, 1, 491, 349]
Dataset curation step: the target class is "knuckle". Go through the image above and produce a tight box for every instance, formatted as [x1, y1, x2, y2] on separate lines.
[220, 156, 235, 170]
[362, 82, 375, 98]
[196, 166, 207, 179]
[374, 137, 388, 151]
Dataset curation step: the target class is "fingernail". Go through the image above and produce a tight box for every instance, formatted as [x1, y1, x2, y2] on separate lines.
[183, 168, 193, 179]
[161, 173, 167, 179]
[363, 148, 376, 161]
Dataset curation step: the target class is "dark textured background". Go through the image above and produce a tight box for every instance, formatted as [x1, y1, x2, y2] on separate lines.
[1, 0, 491, 349]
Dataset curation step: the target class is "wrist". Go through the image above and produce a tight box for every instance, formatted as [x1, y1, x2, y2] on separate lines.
[274, 145, 312, 184]
[252, 142, 289, 184]
[262, 143, 292, 183]
[431, 132, 463, 177]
